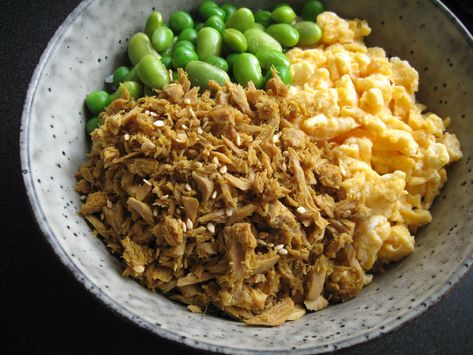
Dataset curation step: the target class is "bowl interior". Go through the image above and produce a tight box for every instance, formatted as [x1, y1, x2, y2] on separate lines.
[21, 0, 473, 353]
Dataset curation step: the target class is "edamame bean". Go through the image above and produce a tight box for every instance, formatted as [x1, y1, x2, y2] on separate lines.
[174, 40, 196, 52]
[221, 3, 236, 20]
[172, 46, 198, 69]
[151, 26, 174, 52]
[255, 49, 290, 69]
[244, 28, 282, 54]
[123, 66, 139, 82]
[264, 65, 292, 86]
[128, 32, 160, 66]
[233, 53, 264, 88]
[161, 56, 172, 69]
[198, 1, 225, 21]
[225, 8, 255, 33]
[137, 54, 170, 89]
[169, 11, 194, 34]
[86, 91, 111, 115]
[144, 11, 164, 38]
[255, 10, 272, 27]
[294, 21, 322, 46]
[271, 5, 296, 24]
[272, 3, 290, 11]
[205, 16, 225, 33]
[113, 66, 130, 87]
[205, 56, 229, 72]
[110, 81, 143, 101]
[185, 61, 230, 89]
[86, 117, 100, 135]
[301, 1, 325, 21]
[252, 23, 266, 31]
[178, 28, 198, 43]
[226, 53, 240, 70]
[222, 29, 247, 53]
[196, 27, 222, 60]
[267, 23, 299, 47]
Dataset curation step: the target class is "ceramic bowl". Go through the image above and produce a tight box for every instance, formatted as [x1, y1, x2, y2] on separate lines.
[20, 0, 473, 353]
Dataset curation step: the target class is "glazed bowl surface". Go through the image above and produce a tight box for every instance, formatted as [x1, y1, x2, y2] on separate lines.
[20, 0, 473, 353]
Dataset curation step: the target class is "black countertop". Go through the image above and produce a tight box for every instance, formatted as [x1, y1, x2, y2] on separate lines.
[1, 1, 472, 354]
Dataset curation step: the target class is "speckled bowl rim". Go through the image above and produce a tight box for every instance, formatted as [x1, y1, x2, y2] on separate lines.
[20, 0, 473, 354]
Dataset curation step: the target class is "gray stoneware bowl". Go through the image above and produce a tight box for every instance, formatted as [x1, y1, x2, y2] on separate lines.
[20, 0, 473, 353]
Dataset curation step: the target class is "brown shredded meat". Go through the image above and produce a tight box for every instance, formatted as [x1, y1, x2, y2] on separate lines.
[76, 71, 363, 326]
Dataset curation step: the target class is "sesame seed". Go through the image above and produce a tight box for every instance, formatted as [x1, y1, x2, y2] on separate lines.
[236, 134, 241, 146]
[297, 206, 307, 214]
[153, 120, 165, 127]
[302, 220, 311, 227]
[80, 195, 87, 201]
[219, 165, 228, 174]
[144, 110, 150, 115]
[143, 179, 152, 186]
[189, 108, 197, 119]
[184, 98, 191, 105]
[225, 208, 233, 217]
[207, 223, 215, 234]
[281, 163, 287, 172]
[212, 156, 219, 165]
[161, 194, 169, 200]
[277, 248, 288, 255]
[186, 218, 193, 230]
[106, 200, 113, 208]
[275, 244, 284, 251]
[153, 208, 158, 217]
[185, 183, 192, 191]
[182, 124, 188, 129]
[267, 243, 275, 248]
[197, 127, 203, 134]
[181, 220, 187, 232]
[176, 132, 188, 143]
[133, 265, 145, 273]
[141, 141, 155, 150]
[211, 190, 218, 199]
[272, 133, 281, 143]
[283, 151, 289, 157]
[149, 111, 158, 117]
[257, 239, 267, 246]
[124, 133, 130, 141]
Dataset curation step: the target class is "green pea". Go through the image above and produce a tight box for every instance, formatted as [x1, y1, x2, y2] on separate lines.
[271, 5, 296, 24]
[264, 65, 292, 86]
[301, 1, 325, 21]
[194, 22, 204, 31]
[144, 86, 155, 96]
[198, 1, 226, 21]
[255, 10, 272, 27]
[151, 26, 174, 52]
[128, 32, 160, 66]
[226, 53, 240, 70]
[178, 28, 198, 43]
[113, 66, 130, 87]
[185, 60, 230, 89]
[161, 56, 172, 69]
[174, 40, 196, 52]
[222, 29, 247, 53]
[86, 91, 111, 115]
[196, 27, 222, 60]
[205, 56, 229, 72]
[137, 54, 171, 89]
[244, 28, 282, 54]
[225, 8, 255, 33]
[144, 11, 164, 38]
[267, 23, 299, 47]
[255, 49, 290, 69]
[110, 81, 143, 101]
[233, 53, 264, 88]
[169, 11, 194, 34]
[221, 3, 237, 21]
[86, 117, 100, 135]
[172, 46, 198, 69]
[205, 16, 225, 33]
[294, 21, 322, 46]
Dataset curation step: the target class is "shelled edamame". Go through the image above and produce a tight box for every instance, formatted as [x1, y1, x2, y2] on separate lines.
[84, 0, 325, 135]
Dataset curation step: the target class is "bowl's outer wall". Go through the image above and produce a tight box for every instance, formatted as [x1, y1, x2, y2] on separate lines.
[20, 0, 473, 354]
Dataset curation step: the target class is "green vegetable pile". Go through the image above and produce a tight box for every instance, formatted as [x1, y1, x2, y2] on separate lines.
[84, 1, 325, 134]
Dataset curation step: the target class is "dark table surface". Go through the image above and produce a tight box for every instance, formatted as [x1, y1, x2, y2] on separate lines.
[1, 1, 472, 354]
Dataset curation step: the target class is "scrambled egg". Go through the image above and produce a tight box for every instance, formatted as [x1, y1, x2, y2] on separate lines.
[287, 12, 462, 270]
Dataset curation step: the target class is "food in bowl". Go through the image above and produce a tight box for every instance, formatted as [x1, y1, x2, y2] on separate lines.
[76, 1, 462, 326]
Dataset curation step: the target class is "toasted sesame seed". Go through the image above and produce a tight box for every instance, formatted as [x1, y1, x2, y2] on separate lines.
[272, 133, 281, 143]
[207, 222, 215, 234]
[161, 194, 169, 200]
[236, 134, 241, 146]
[176, 132, 188, 143]
[133, 265, 145, 273]
[153, 120, 165, 127]
[144, 110, 150, 115]
[219, 165, 228, 174]
[275, 244, 284, 251]
[283, 151, 289, 157]
[297, 206, 307, 214]
[197, 127, 203, 134]
[281, 163, 287, 172]
[141, 141, 155, 150]
[185, 183, 192, 191]
[124, 133, 130, 141]
[182, 124, 188, 129]
[277, 248, 288, 255]
[267, 243, 275, 248]
[212, 156, 219, 165]
[183, 98, 191, 105]
[302, 220, 311, 227]
[189, 108, 197, 119]
[153, 208, 158, 217]
[186, 218, 194, 230]
[143, 179, 152, 186]
[211, 190, 218, 200]
[257, 239, 267, 246]
[80, 195, 87, 201]
[225, 208, 233, 217]
[181, 220, 187, 232]
[106, 200, 113, 208]
[149, 111, 158, 117]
